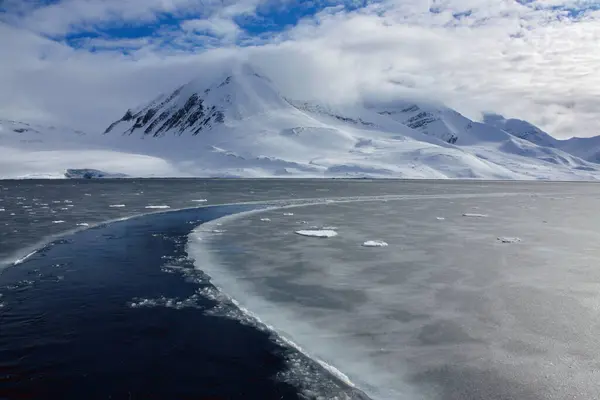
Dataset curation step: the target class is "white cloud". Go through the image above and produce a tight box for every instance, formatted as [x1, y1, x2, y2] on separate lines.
[181, 18, 242, 40]
[1, 1, 600, 139]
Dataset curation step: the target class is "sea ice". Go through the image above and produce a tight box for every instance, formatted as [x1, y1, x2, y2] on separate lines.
[295, 229, 338, 238]
[362, 240, 389, 247]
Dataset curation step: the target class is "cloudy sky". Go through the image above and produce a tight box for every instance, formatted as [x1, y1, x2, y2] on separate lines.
[1, 0, 599, 138]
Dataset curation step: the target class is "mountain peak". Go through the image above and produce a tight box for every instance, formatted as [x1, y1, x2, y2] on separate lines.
[483, 113, 558, 148]
[103, 63, 286, 137]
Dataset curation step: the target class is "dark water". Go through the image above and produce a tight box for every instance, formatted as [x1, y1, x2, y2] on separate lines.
[1, 179, 600, 400]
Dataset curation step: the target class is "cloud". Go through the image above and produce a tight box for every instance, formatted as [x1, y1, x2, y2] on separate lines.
[1, 0, 600, 138]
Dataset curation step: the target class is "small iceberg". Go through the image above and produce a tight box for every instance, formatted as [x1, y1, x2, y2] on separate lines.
[362, 240, 388, 247]
[497, 237, 521, 243]
[145, 205, 171, 209]
[463, 213, 488, 218]
[295, 229, 338, 238]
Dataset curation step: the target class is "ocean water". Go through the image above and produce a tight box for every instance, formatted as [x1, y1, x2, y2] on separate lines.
[1, 179, 600, 399]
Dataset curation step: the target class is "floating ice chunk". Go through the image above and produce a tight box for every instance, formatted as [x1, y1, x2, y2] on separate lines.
[77, 223, 90, 227]
[436, 217, 445, 220]
[260, 218, 271, 222]
[191, 199, 208, 202]
[295, 229, 338, 238]
[497, 236, 521, 243]
[362, 240, 388, 247]
[109, 204, 126, 208]
[463, 213, 488, 218]
[52, 220, 65, 224]
[145, 205, 170, 209]
[283, 212, 294, 216]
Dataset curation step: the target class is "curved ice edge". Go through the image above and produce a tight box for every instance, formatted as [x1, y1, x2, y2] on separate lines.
[2, 190, 533, 271]
[187, 192, 541, 399]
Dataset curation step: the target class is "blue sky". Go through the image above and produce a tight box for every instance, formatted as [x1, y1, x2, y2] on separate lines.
[1, 0, 600, 138]
[1, 0, 378, 52]
[2, 0, 599, 52]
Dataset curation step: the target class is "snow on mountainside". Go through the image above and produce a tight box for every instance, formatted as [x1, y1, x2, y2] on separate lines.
[0, 119, 179, 179]
[483, 114, 600, 164]
[483, 114, 559, 148]
[368, 101, 599, 179]
[2, 64, 600, 180]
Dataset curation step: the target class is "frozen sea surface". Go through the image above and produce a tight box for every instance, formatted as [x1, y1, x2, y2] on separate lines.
[3, 179, 600, 400]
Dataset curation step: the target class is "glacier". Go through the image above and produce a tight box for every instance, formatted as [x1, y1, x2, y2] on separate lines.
[2, 63, 600, 180]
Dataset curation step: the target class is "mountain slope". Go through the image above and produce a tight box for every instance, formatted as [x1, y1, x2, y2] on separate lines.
[483, 114, 600, 164]
[2, 65, 600, 180]
[367, 101, 597, 179]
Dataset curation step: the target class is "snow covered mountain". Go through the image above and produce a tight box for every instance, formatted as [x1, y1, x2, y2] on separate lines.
[483, 114, 600, 164]
[2, 64, 600, 180]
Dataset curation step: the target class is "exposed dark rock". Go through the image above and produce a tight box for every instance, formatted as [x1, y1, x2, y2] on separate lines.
[122, 109, 134, 121]
[406, 112, 438, 129]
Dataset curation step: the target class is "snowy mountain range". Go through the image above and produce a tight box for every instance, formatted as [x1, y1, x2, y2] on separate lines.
[2, 64, 600, 180]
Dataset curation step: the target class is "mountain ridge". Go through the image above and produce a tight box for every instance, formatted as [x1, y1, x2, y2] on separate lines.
[2, 64, 600, 180]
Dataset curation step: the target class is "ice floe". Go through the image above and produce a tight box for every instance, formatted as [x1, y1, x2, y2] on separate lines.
[497, 236, 521, 243]
[295, 229, 338, 238]
[362, 240, 389, 247]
